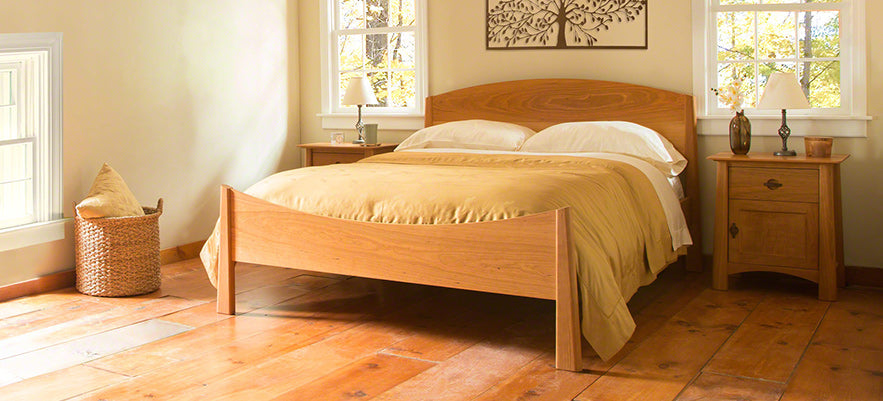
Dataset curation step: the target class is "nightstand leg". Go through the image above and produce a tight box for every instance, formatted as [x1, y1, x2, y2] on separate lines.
[818, 165, 838, 301]
[834, 165, 845, 288]
[712, 161, 729, 291]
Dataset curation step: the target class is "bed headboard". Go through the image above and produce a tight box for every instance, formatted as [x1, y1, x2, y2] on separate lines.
[424, 79, 701, 267]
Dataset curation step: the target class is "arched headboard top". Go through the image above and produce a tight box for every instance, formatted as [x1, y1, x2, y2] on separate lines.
[424, 79, 696, 162]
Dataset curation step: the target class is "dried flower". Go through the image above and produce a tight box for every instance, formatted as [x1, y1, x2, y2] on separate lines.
[711, 75, 747, 113]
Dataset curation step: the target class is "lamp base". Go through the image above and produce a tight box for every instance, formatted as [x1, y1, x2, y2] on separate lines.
[352, 139, 365, 144]
[774, 149, 797, 156]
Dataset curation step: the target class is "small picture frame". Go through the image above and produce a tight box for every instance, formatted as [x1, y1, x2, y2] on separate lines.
[330, 132, 345, 145]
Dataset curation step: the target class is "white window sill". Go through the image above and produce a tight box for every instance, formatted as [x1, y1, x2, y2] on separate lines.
[319, 113, 425, 131]
[0, 219, 68, 253]
[698, 115, 872, 138]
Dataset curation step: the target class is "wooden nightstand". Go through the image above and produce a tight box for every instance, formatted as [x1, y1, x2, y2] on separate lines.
[708, 152, 848, 301]
[298, 143, 397, 167]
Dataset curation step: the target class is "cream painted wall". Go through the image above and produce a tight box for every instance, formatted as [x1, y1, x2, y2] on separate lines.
[299, 0, 882, 268]
[0, 0, 300, 287]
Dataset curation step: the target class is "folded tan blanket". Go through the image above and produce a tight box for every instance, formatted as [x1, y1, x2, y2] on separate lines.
[201, 151, 684, 360]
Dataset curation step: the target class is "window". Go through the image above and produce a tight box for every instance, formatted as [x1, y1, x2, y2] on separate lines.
[320, 0, 427, 130]
[0, 33, 63, 249]
[693, 0, 867, 136]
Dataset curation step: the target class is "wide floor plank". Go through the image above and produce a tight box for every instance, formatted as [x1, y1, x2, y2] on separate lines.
[574, 289, 763, 401]
[780, 343, 883, 401]
[0, 365, 128, 401]
[0, 295, 200, 360]
[471, 353, 599, 401]
[675, 372, 785, 401]
[372, 319, 554, 401]
[269, 353, 435, 401]
[702, 293, 829, 382]
[0, 319, 190, 386]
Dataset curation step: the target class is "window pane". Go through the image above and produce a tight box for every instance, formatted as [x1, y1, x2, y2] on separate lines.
[365, 34, 388, 69]
[0, 142, 32, 183]
[389, 32, 415, 68]
[0, 70, 12, 106]
[758, 12, 796, 59]
[717, 12, 755, 61]
[366, 0, 389, 28]
[758, 62, 797, 88]
[389, 0, 416, 26]
[332, 1, 420, 111]
[717, 63, 757, 109]
[799, 11, 839, 58]
[338, 34, 364, 72]
[366, 71, 388, 107]
[340, 0, 364, 29]
[0, 69, 16, 141]
[0, 180, 33, 227]
[802, 61, 841, 108]
[389, 70, 415, 107]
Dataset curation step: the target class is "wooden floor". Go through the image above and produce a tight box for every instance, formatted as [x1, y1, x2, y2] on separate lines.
[0, 259, 881, 401]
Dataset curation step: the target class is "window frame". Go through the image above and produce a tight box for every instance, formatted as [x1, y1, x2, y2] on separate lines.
[0, 32, 64, 252]
[692, 0, 868, 137]
[319, 0, 428, 131]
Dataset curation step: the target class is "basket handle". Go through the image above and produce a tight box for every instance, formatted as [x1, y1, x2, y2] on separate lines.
[155, 198, 164, 215]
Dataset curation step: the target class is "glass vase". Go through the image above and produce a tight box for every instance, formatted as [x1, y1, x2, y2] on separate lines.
[729, 111, 751, 155]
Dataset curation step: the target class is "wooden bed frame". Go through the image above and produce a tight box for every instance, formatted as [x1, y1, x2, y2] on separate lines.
[216, 79, 700, 372]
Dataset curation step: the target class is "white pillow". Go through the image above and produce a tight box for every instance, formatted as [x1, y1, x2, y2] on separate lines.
[395, 120, 536, 152]
[520, 121, 687, 176]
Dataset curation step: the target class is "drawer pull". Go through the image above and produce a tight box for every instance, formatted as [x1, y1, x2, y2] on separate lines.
[763, 179, 783, 190]
[729, 223, 739, 238]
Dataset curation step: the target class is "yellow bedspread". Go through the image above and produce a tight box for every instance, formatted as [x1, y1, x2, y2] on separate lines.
[200, 151, 684, 360]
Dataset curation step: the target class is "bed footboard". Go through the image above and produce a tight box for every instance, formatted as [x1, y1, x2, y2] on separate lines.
[215, 185, 581, 371]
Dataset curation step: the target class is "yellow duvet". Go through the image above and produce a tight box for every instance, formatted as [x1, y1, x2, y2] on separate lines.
[201, 151, 684, 360]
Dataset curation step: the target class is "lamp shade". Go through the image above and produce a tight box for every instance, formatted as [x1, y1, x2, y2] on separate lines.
[757, 72, 811, 110]
[342, 76, 378, 106]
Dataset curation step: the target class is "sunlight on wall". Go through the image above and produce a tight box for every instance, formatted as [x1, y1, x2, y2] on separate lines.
[0, 0, 292, 287]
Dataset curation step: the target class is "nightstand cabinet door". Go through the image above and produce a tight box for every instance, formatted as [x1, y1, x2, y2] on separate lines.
[728, 200, 819, 269]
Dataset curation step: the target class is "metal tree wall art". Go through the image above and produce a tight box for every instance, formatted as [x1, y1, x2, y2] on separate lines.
[487, 0, 648, 49]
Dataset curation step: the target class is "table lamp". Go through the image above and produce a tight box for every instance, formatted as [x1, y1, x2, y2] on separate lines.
[342, 76, 379, 144]
[757, 72, 811, 156]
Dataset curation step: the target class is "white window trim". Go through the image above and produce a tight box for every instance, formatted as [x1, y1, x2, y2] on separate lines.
[0, 219, 67, 253]
[319, 0, 428, 131]
[692, 0, 869, 137]
[0, 33, 64, 251]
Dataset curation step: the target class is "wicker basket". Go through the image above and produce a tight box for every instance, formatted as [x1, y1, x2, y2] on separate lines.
[75, 199, 163, 297]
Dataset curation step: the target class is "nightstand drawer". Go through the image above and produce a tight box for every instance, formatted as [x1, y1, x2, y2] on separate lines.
[311, 152, 365, 166]
[729, 167, 818, 203]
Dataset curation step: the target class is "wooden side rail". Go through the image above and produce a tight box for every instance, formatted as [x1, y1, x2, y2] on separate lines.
[215, 185, 581, 371]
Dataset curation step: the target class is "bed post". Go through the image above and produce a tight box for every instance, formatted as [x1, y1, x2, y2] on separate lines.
[217, 185, 236, 315]
[684, 96, 704, 272]
[555, 208, 581, 371]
